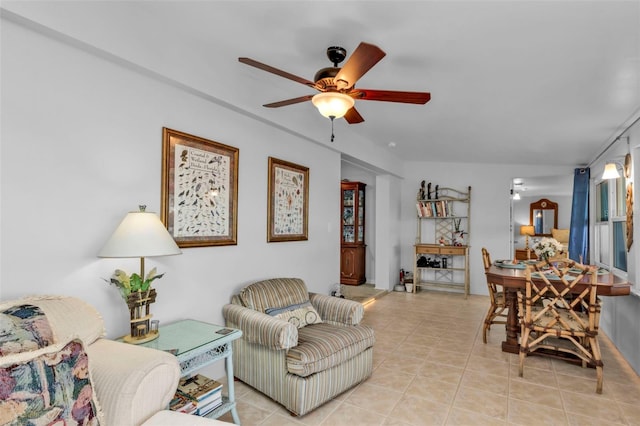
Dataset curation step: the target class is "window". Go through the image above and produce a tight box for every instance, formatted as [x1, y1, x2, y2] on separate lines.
[595, 176, 627, 273]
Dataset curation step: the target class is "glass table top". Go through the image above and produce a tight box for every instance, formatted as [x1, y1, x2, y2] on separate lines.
[127, 319, 239, 356]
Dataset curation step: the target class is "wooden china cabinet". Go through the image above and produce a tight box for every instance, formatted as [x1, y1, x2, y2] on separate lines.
[340, 181, 366, 285]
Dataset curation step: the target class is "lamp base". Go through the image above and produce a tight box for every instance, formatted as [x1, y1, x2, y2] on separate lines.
[123, 330, 159, 345]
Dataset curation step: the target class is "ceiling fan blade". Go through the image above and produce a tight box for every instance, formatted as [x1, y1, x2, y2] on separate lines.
[352, 89, 431, 104]
[263, 95, 314, 108]
[334, 42, 386, 90]
[239, 57, 317, 88]
[344, 107, 364, 124]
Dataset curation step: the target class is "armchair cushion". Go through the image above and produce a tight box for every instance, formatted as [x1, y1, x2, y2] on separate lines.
[309, 293, 364, 325]
[287, 323, 375, 377]
[223, 303, 298, 350]
[265, 300, 322, 328]
[0, 337, 103, 425]
[239, 278, 309, 313]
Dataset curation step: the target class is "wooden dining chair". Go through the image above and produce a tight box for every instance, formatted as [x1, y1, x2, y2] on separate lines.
[519, 258, 603, 393]
[481, 248, 507, 343]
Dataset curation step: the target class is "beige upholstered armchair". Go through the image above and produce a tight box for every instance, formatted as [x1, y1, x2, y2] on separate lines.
[223, 278, 375, 416]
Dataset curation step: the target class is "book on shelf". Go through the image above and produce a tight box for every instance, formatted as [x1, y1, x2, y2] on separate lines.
[169, 393, 197, 414]
[176, 374, 223, 414]
[416, 200, 453, 218]
[197, 396, 223, 416]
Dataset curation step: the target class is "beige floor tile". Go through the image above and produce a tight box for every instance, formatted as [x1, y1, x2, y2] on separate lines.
[320, 401, 386, 426]
[508, 380, 564, 410]
[618, 401, 640, 425]
[345, 382, 404, 416]
[418, 361, 465, 384]
[388, 394, 450, 426]
[258, 413, 307, 426]
[566, 412, 627, 426]
[560, 390, 627, 424]
[367, 365, 416, 392]
[379, 356, 425, 376]
[453, 386, 508, 420]
[507, 398, 569, 426]
[445, 408, 507, 425]
[465, 354, 510, 377]
[460, 370, 508, 396]
[427, 348, 470, 368]
[405, 375, 459, 405]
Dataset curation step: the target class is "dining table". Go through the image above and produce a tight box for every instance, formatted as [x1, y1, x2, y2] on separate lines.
[485, 262, 631, 355]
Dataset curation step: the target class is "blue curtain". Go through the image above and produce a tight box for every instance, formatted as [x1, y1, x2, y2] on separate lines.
[569, 168, 590, 263]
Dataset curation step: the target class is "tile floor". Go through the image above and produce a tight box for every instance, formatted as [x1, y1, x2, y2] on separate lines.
[217, 290, 640, 425]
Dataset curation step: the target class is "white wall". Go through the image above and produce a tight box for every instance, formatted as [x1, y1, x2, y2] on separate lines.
[1, 17, 346, 342]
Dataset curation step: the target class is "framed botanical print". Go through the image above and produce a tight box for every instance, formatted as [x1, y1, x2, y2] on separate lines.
[161, 127, 239, 247]
[267, 157, 309, 242]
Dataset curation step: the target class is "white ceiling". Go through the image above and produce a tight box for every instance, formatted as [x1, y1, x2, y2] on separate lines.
[6, 1, 640, 167]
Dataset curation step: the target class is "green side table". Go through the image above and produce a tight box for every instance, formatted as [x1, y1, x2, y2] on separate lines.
[122, 319, 242, 424]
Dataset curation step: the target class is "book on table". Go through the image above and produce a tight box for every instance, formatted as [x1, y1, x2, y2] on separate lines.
[176, 374, 223, 415]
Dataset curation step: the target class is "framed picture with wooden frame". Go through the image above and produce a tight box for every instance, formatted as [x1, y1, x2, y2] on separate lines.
[267, 157, 309, 242]
[161, 127, 239, 247]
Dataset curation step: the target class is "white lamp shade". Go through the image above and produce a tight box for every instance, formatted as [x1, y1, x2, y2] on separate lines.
[311, 92, 355, 119]
[602, 162, 621, 179]
[98, 209, 182, 258]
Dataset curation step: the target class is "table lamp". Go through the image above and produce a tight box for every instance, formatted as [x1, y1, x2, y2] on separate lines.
[520, 225, 535, 260]
[98, 205, 182, 343]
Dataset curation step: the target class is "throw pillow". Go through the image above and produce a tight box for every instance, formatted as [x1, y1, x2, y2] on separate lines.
[551, 228, 570, 243]
[0, 337, 103, 425]
[0, 304, 54, 355]
[265, 301, 323, 329]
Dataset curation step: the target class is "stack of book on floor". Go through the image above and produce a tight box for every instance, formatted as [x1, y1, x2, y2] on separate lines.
[175, 374, 223, 416]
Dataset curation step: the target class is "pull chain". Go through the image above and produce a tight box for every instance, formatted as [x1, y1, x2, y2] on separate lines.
[330, 116, 336, 142]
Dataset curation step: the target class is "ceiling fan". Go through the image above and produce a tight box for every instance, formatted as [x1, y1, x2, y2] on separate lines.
[238, 42, 431, 126]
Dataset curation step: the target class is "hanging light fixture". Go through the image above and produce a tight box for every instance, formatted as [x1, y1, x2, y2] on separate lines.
[311, 92, 354, 119]
[312, 92, 355, 142]
[602, 162, 621, 179]
[513, 192, 521, 200]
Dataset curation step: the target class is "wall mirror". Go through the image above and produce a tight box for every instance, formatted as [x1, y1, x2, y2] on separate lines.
[530, 198, 558, 236]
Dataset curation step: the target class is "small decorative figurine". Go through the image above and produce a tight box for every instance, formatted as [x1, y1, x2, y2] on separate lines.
[418, 180, 426, 200]
[427, 182, 432, 199]
[439, 236, 446, 246]
[435, 185, 439, 199]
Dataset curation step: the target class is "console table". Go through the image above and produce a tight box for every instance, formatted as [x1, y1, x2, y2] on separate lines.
[514, 248, 537, 261]
[124, 319, 242, 424]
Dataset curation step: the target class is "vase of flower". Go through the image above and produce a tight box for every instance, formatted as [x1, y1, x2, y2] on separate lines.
[533, 237, 563, 261]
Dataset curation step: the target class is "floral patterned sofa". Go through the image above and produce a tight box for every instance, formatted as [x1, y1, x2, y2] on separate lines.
[223, 278, 375, 416]
[0, 296, 225, 426]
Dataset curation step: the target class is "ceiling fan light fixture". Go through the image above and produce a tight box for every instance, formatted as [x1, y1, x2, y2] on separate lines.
[311, 92, 354, 119]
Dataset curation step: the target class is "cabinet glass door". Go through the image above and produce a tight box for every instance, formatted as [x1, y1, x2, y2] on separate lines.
[357, 189, 365, 242]
[343, 190, 355, 243]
